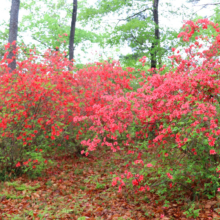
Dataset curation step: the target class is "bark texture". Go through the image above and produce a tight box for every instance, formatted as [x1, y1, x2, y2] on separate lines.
[8, 0, 20, 73]
[150, 0, 160, 70]
[69, 0, 78, 61]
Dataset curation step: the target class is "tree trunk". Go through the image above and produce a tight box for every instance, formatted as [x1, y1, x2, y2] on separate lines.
[69, 0, 78, 62]
[150, 0, 160, 70]
[8, 0, 20, 73]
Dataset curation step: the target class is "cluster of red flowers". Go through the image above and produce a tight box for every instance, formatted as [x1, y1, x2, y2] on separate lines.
[1, 18, 220, 195]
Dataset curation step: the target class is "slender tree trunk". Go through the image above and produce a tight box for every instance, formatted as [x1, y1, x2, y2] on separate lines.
[69, 0, 77, 62]
[8, 0, 20, 73]
[150, 0, 160, 70]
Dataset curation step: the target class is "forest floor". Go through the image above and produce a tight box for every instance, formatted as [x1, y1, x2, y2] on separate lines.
[0, 147, 220, 220]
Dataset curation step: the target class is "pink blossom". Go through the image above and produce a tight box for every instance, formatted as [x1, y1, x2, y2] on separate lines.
[146, 163, 153, 167]
[112, 180, 117, 186]
[167, 173, 173, 179]
[139, 186, 146, 192]
[132, 179, 139, 186]
[210, 149, 216, 155]
[134, 160, 144, 165]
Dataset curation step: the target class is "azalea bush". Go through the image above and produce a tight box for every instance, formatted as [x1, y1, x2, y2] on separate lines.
[1, 18, 220, 201]
[77, 18, 220, 200]
[0, 50, 71, 177]
[119, 19, 220, 200]
[0, 48, 133, 178]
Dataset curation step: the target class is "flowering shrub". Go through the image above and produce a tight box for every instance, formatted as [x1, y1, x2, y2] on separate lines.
[78, 18, 220, 199]
[1, 18, 220, 200]
[0, 48, 133, 178]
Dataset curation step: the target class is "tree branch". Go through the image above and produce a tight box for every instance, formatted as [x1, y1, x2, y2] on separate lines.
[32, 36, 50, 48]
[114, 7, 151, 28]
[193, 2, 220, 14]
[119, 7, 151, 22]
[196, 3, 220, 6]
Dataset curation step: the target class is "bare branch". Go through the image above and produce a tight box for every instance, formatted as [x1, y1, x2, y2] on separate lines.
[114, 7, 151, 29]
[119, 7, 151, 21]
[189, 2, 220, 15]
[195, 3, 220, 7]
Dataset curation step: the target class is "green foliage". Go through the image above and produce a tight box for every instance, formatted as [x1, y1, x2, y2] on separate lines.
[22, 151, 53, 179]
[77, 217, 86, 220]
[0, 192, 24, 200]
[183, 203, 201, 218]
[78, 0, 195, 68]
[7, 181, 41, 191]
[95, 182, 106, 189]
[17, 0, 101, 56]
